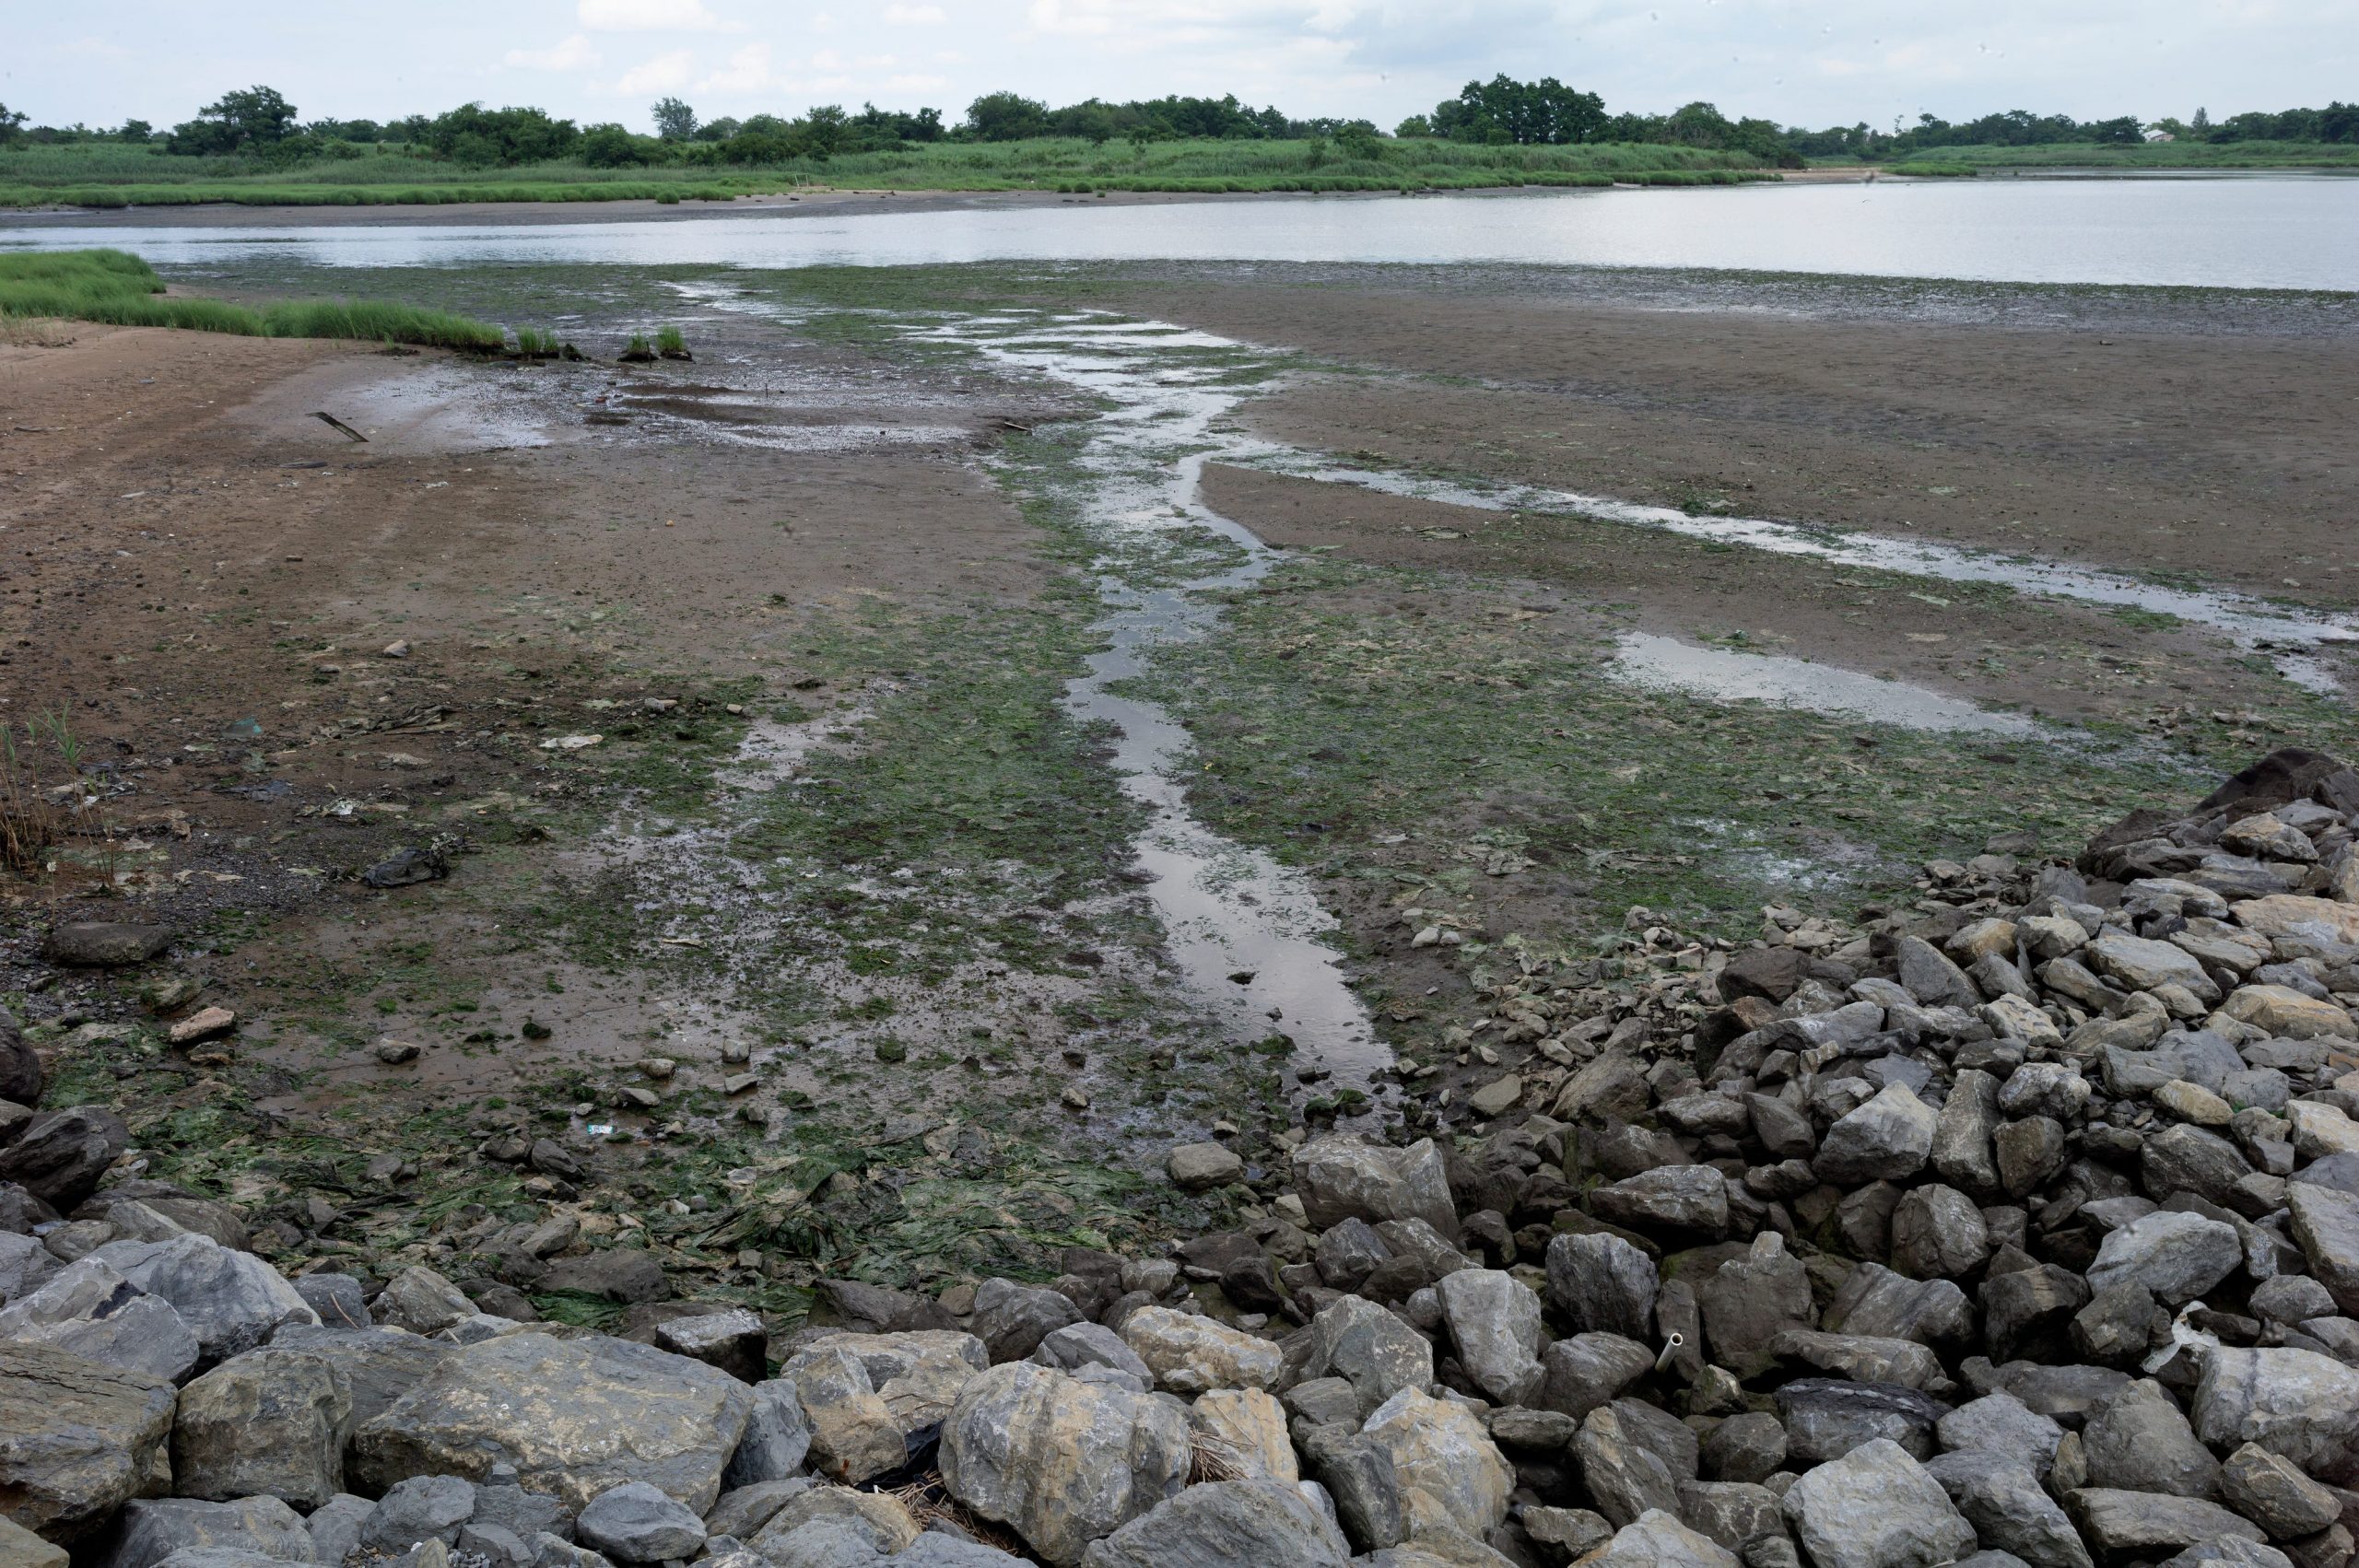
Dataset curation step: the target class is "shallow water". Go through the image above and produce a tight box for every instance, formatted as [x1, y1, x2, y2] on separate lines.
[1611, 633, 2039, 735]
[8, 177, 2358, 289]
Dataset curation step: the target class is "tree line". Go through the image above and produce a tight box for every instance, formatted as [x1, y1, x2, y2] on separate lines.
[4, 82, 2356, 169]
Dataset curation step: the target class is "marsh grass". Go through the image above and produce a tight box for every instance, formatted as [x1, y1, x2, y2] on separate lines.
[1, 136, 1780, 208]
[654, 325, 687, 357]
[0, 726, 66, 880]
[0, 249, 507, 349]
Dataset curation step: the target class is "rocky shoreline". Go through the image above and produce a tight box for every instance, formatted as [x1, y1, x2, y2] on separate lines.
[6, 745, 2359, 1568]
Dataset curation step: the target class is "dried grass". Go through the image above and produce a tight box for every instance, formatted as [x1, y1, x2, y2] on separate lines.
[1189, 1431, 1250, 1484]
[0, 315, 79, 347]
[879, 1474, 1027, 1553]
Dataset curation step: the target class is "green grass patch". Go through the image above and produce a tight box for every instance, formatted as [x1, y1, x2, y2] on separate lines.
[0, 248, 506, 349]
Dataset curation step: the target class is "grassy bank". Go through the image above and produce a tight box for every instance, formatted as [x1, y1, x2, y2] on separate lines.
[0, 136, 1777, 208]
[0, 248, 508, 349]
[1888, 141, 2359, 170]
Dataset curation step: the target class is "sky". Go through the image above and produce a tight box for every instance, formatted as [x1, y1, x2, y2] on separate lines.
[7, 0, 2353, 135]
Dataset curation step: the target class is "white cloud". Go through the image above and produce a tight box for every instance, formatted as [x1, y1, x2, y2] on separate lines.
[697, 41, 778, 91]
[886, 72, 951, 91]
[614, 49, 697, 93]
[884, 4, 947, 21]
[580, 0, 722, 32]
[506, 33, 601, 70]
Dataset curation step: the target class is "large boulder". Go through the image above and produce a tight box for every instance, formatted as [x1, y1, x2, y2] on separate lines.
[2080, 1378, 2218, 1500]
[721, 1379, 812, 1489]
[350, 1331, 755, 1512]
[0, 1344, 176, 1540]
[574, 1480, 706, 1564]
[86, 1236, 315, 1364]
[1546, 1233, 1658, 1340]
[0, 1258, 201, 1383]
[1291, 1137, 1458, 1239]
[969, 1279, 1082, 1364]
[264, 1326, 449, 1431]
[937, 1362, 1191, 1566]
[99, 1498, 311, 1568]
[1581, 1509, 1740, 1568]
[2083, 1211, 2243, 1305]
[1813, 1084, 1937, 1187]
[1075, 1479, 1352, 1567]
[1922, 1452, 2091, 1568]
[2285, 1182, 2359, 1316]
[0, 1108, 130, 1210]
[42, 925, 170, 969]
[1301, 1295, 1434, 1419]
[2064, 1490, 2267, 1562]
[1361, 1387, 1513, 1541]
[170, 1347, 352, 1508]
[1117, 1306, 1280, 1394]
[1781, 1439, 1977, 1568]
[781, 1329, 985, 1486]
[1433, 1269, 1543, 1404]
[2190, 1346, 2359, 1485]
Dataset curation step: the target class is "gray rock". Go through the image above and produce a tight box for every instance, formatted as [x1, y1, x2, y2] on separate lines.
[0, 1342, 176, 1541]
[292, 1274, 368, 1330]
[147, 1552, 313, 1568]
[785, 1330, 984, 1485]
[88, 1235, 317, 1363]
[1537, 1332, 1653, 1424]
[2285, 1182, 2359, 1316]
[2219, 1441, 2342, 1539]
[372, 1267, 476, 1337]
[458, 1521, 533, 1568]
[1575, 1404, 1682, 1528]
[1896, 937, 1981, 1009]
[351, 1330, 756, 1512]
[1825, 1265, 1974, 1350]
[898, 1538, 1025, 1567]
[1167, 1143, 1246, 1193]
[1932, 1071, 2003, 1194]
[1814, 1084, 1937, 1187]
[1674, 1480, 1783, 1554]
[266, 1326, 451, 1432]
[722, 1379, 812, 1489]
[1302, 1294, 1433, 1419]
[1294, 1426, 1404, 1552]
[2064, 1489, 2267, 1561]
[936, 1361, 1191, 1565]
[363, 1476, 477, 1550]
[703, 1480, 814, 1540]
[1434, 1268, 1543, 1404]
[170, 1346, 353, 1506]
[0, 1107, 131, 1210]
[1074, 1479, 1352, 1567]
[749, 1517, 885, 1568]
[532, 1533, 617, 1568]
[101, 1499, 312, 1568]
[1520, 1505, 1614, 1562]
[2081, 1378, 2219, 1499]
[1545, 1232, 1658, 1340]
[2157, 1544, 2296, 1568]
[534, 1252, 668, 1305]
[1890, 1186, 1991, 1281]
[1994, 1117, 2069, 1199]
[1360, 1386, 1514, 1541]
[1921, 1452, 2092, 1568]
[747, 1488, 919, 1563]
[305, 1494, 373, 1565]
[651, 1310, 766, 1385]
[1698, 1235, 1813, 1378]
[2191, 1347, 2359, 1485]
[1119, 1306, 1280, 1394]
[1029, 1323, 1151, 1386]
[1313, 1219, 1393, 1291]
[1766, 1329, 1946, 1392]
[2142, 1124, 2254, 1209]
[1583, 1510, 1741, 1568]
[0, 1009, 41, 1111]
[1773, 1379, 1950, 1466]
[0, 1257, 200, 1382]
[1781, 1440, 1976, 1568]
[44, 922, 170, 967]
[1980, 1264, 2091, 1363]
[1701, 1412, 1787, 1485]
[576, 1480, 707, 1563]
[970, 1278, 1083, 1364]
[1935, 1391, 2063, 1474]
[1291, 1137, 1458, 1239]
[2249, 1275, 2338, 1328]
[2071, 1283, 2164, 1369]
[0, 1230, 64, 1301]
[1591, 1167, 1730, 1237]
[2085, 1211, 2244, 1305]
[470, 1480, 568, 1546]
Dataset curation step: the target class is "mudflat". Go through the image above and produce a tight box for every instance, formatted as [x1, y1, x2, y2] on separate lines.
[5, 252, 2353, 1308]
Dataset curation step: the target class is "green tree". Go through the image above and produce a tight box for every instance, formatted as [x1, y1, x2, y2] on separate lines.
[0, 103, 25, 145]
[964, 91, 1050, 141]
[804, 103, 849, 156]
[168, 86, 299, 154]
[651, 96, 698, 141]
[581, 123, 650, 167]
[117, 119, 154, 143]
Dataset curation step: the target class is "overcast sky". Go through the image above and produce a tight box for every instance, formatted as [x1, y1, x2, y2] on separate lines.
[9, 0, 2353, 135]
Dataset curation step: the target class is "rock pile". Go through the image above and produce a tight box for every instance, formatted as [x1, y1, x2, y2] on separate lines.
[6, 746, 2359, 1568]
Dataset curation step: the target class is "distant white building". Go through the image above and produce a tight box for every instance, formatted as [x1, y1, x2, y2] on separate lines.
[2144, 129, 2176, 142]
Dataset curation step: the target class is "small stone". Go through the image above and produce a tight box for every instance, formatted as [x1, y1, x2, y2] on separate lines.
[575, 1480, 706, 1563]
[2155, 1080, 2234, 1126]
[43, 922, 170, 967]
[377, 1039, 421, 1064]
[2084, 1211, 2243, 1305]
[166, 1008, 237, 1047]
[1782, 1439, 1975, 1568]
